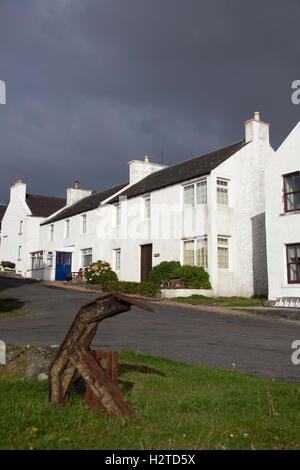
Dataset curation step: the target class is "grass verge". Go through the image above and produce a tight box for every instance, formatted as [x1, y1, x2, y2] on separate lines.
[0, 350, 299, 450]
[170, 295, 267, 307]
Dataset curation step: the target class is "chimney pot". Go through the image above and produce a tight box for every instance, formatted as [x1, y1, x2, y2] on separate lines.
[254, 111, 260, 121]
[14, 178, 23, 185]
[144, 155, 150, 163]
[75, 181, 79, 189]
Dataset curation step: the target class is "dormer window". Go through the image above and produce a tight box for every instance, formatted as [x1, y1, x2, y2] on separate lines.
[283, 171, 300, 212]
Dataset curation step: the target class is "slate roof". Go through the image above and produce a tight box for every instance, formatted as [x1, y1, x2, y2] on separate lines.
[41, 182, 128, 225]
[109, 140, 247, 204]
[26, 194, 66, 218]
[0, 204, 7, 230]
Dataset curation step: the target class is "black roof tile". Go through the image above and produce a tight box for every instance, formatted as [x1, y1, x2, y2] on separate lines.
[109, 141, 247, 203]
[41, 182, 128, 225]
[0, 204, 7, 230]
[26, 194, 66, 218]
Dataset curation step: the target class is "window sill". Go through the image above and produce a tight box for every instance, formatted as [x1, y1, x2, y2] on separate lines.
[280, 210, 300, 217]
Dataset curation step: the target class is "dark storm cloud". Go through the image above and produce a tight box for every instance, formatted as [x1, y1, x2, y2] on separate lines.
[0, 0, 299, 202]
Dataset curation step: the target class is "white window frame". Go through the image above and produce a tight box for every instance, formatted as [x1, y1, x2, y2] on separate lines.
[216, 178, 229, 205]
[17, 245, 22, 261]
[115, 203, 121, 226]
[18, 220, 23, 235]
[217, 236, 230, 269]
[81, 214, 87, 234]
[49, 224, 54, 242]
[47, 251, 54, 268]
[114, 248, 121, 272]
[65, 219, 70, 239]
[82, 248, 92, 268]
[31, 251, 43, 269]
[183, 178, 207, 207]
[144, 195, 151, 219]
[183, 236, 208, 268]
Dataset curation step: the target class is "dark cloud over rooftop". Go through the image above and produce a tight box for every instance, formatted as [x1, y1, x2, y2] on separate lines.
[0, 0, 299, 203]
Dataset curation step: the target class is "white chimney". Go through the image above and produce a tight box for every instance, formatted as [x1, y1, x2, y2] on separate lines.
[10, 179, 27, 205]
[128, 156, 167, 185]
[66, 181, 93, 206]
[245, 112, 270, 144]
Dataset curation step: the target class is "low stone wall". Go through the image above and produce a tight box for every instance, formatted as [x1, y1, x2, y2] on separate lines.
[161, 288, 214, 299]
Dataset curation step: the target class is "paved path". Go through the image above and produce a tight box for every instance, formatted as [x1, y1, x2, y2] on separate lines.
[1, 276, 300, 382]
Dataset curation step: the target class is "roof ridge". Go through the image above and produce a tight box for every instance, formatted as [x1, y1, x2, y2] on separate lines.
[26, 193, 66, 200]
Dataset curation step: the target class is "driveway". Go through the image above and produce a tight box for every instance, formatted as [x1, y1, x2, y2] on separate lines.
[1, 275, 300, 382]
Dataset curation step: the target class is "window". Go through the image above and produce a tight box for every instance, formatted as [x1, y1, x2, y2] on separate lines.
[217, 179, 229, 205]
[196, 180, 207, 204]
[115, 249, 121, 271]
[183, 179, 207, 207]
[49, 224, 54, 242]
[286, 244, 300, 283]
[31, 251, 43, 269]
[18, 220, 23, 235]
[218, 237, 229, 269]
[82, 248, 92, 267]
[65, 219, 70, 238]
[47, 252, 54, 268]
[81, 214, 87, 233]
[183, 237, 208, 268]
[145, 197, 151, 219]
[115, 204, 121, 226]
[284, 172, 300, 212]
[18, 246, 22, 261]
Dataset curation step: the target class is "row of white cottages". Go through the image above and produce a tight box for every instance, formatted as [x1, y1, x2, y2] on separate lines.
[0, 112, 299, 301]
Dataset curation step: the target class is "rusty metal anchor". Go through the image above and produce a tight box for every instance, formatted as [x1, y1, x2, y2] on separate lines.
[48, 292, 154, 420]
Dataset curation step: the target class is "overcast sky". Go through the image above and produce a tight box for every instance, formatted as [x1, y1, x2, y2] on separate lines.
[0, 0, 299, 203]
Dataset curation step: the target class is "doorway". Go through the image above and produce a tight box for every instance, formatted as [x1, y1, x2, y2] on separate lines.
[140, 244, 153, 282]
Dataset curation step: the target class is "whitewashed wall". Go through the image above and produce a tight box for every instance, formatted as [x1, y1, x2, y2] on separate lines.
[265, 121, 300, 300]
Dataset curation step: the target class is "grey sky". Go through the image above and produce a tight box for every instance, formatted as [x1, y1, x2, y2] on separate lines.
[0, 0, 299, 203]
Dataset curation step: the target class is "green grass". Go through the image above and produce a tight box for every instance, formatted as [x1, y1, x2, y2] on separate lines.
[0, 350, 300, 450]
[170, 295, 267, 307]
[0, 296, 32, 319]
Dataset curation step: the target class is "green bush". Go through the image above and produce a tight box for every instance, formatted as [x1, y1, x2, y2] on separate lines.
[149, 261, 181, 286]
[102, 280, 160, 298]
[84, 260, 118, 285]
[171, 265, 211, 289]
[1, 261, 16, 269]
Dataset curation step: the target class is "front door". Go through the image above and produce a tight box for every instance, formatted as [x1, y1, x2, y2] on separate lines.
[140, 244, 153, 282]
[55, 252, 72, 281]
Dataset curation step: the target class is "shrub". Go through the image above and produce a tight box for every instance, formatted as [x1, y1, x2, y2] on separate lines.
[65, 273, 73, 282]
[171, 265, 211, 289]
[84, 260, 118, 285]
[102, 280, 160, 298]
[0, 261, 16, 270]
[149, 261, 181, 286]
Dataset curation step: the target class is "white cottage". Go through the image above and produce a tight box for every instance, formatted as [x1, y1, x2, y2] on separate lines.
[95, 112, 274, 297]
[0, 179, 66, 276]
[265, 122, 300, 305]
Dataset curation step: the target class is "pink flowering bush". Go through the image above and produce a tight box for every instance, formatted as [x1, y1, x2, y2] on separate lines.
[84, 260, 118, 285]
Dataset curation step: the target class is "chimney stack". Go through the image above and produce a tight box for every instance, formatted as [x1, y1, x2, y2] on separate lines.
[244, 111, 270, 144]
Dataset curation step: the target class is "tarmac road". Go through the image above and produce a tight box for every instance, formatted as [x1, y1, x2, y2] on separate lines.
[1, 275, 300, 382]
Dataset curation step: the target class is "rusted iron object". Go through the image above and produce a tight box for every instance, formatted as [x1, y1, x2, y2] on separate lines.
[48, 292, 154, 420]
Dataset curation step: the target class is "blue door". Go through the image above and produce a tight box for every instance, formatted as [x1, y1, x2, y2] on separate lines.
[55, 252, 72, 281]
